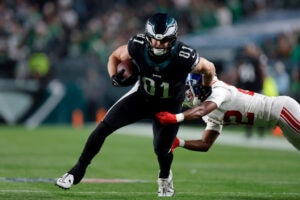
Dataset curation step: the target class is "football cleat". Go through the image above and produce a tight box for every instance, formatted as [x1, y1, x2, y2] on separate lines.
[158, 170, 175, 197]
[56, 173, 74, 189]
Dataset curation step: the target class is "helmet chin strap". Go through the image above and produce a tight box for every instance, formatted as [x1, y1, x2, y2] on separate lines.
[152, 48, 167, 56]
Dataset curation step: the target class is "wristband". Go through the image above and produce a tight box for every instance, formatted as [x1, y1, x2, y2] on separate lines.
[179, 139, 185, 147]
[175, 113, 184, 122]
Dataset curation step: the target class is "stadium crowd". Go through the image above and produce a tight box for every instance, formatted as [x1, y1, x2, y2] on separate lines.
[1, 0, 300, 122]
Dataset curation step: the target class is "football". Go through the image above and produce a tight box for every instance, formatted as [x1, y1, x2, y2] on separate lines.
[117, 59, 137, 79]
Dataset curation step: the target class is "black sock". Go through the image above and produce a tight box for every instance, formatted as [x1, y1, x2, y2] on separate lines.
[158, 152, 173, 178]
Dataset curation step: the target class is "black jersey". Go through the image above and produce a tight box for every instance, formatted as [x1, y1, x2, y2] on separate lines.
[128, 34, 200, 101]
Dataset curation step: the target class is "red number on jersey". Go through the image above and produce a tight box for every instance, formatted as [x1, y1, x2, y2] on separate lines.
[237, 88, 255, 96]
[223, 111, 254, 125]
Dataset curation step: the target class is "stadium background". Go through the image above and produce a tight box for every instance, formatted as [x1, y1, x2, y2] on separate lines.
[1, 1, 300, 199]
[1, 0, 300, 127]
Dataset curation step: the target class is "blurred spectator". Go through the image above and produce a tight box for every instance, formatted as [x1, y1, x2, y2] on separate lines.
[215, 0, 233, 27]
[262, 74, 279, 97]
[80, 67, 107, 122]
[242, 0, 267, 16]
[275, 33, 293, 59]
[226, 0, 243, 23]
[7, 20, 29, 79]
[272, 61, 290, 95]
[291, 33, 300, 66]
[234, 43, 266, 138]
[0, 35, 17, 78]
[198, 1, 218, 30]
[290, 67, 300, 102]
[235, 43, 265, 93]
[1, 0, 300, 125]
[27, 52, 51, 85]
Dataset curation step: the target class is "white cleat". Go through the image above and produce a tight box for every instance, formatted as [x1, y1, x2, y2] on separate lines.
[56, 173, 74, 189]
[158, 170, 175, 197]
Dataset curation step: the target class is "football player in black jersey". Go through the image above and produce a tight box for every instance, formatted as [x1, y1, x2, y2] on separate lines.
[56, 13, 216, 197]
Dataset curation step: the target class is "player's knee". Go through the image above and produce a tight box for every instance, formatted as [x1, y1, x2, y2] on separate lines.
[154, 147, 170, 157]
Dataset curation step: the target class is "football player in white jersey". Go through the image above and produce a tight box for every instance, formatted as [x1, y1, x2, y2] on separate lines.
[156, 73, 300, 151]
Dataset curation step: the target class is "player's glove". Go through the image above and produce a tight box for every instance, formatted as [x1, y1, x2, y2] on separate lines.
[112, 69, 137, 87]
[171, 137, 180, 153]
[155, 112, 184, 125]
[198, 85, 212, 102]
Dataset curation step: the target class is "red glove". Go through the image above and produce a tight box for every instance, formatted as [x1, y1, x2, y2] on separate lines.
[171, 137, 180, 153]
[156, 112, 184, 125]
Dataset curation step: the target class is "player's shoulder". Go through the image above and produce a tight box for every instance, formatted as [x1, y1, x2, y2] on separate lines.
[175, 41, 196, 52]
[129, 33, 147, 45]
[128, 33, 147, 57]
[172, 41, 199, 64]
[212, 77, 226, 88]
[210, 79, 233, 98]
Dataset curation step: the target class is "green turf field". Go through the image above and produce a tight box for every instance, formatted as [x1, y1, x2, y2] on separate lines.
[0, 125, 299, 200]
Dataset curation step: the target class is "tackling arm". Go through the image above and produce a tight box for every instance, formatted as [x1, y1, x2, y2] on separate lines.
[181, 129, 220, 152]
[156, 101, 218, 125]
[182, 101, 217, 121]
[172, 130, 220, 152]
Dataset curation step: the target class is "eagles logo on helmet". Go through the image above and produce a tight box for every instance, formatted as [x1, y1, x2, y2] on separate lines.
[144, 13, 178, 57]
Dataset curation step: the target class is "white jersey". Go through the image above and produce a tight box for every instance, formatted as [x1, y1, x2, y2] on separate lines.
[200, 77, 300, 151]
[202, 78, 285, 130]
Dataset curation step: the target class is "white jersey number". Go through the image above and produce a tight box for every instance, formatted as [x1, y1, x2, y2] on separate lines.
[142, 77, 170, 98]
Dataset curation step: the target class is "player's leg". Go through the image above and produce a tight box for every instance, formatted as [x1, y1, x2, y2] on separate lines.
[153, 121, 178, 178]
[278, 96, 300, 151]
[56, 114, 121, 189]
[66, 121, 116, 184]
[153, 119, 178, 197]
[56, 88, 146, 189]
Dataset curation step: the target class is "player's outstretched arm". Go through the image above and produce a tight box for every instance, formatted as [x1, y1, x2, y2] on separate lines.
[156, 101, 217, 125]
[173, 129, 220, 152]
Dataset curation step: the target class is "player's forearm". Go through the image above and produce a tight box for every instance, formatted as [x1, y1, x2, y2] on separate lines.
[182, 139, 212, 152]
[156, 102, 217, 124]
[197, 58, 216, 86]
[202, 64, 215, 86]
[182, 107, 204, 121]
[179, 129, 220, 152]
[183, 101, 218, 121]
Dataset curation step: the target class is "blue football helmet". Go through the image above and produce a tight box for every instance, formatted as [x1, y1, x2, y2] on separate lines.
[183, 73, 203, 108]
[144, 13, 178, 56]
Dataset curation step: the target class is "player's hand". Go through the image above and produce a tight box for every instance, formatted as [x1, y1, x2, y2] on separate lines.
[198, 85, 212, 101]
[112, 69, 125, 87]
[156, 112, 177, 124]
[156, 112, 184, 125]
[112, 69, 137, 87]
[171, 137, 180, 153]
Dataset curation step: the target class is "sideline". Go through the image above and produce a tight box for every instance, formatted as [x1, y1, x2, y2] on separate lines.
[116, 123, 296, 152]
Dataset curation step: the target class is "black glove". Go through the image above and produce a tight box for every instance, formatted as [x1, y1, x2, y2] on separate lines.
[112, 69, 138, 87]
[198, 85, 212, 101]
